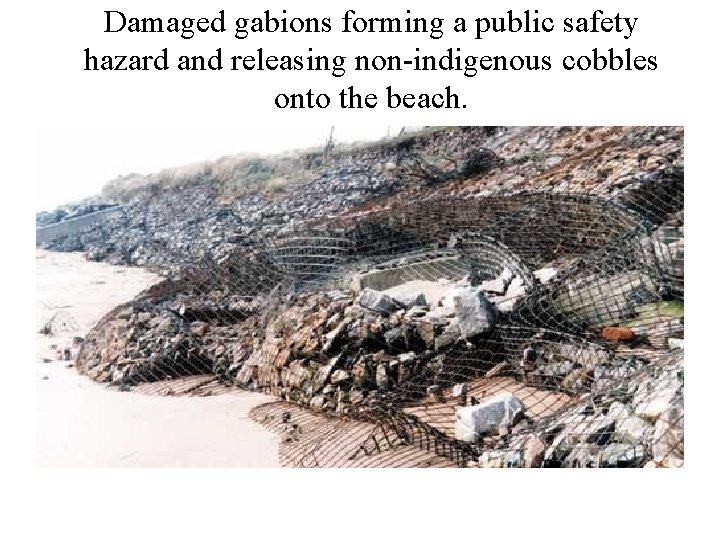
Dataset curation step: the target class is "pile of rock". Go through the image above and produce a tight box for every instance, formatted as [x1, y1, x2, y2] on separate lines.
[473, 350, 683, 468]
[224, 279, 510, 411]
[38, 128, 501, 274]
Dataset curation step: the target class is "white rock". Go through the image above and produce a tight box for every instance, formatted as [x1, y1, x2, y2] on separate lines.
[500, 268, 514, 282]
[633, 377, 682, 421]
[455, 392, 524, 442]
[608, 403, 652, 443]
[436, 305, 456, 318]
[505, 277, 527, 298]
[452, 383, 467, 397]
[480, 277, 507, 295]
[451, 287, 497, 339]
[407, 305, 428, 318]
[489, 294, 523, 313]
[651, 403, 684, 467]
[533, 267, 559, 284]
[422, 312, 446, 325]
[668, 338, 684, 350]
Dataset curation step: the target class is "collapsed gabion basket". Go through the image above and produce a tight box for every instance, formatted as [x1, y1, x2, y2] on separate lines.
[75, 132, 684, 468]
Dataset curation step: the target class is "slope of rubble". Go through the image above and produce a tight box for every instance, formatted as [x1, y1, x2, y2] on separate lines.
[52, 126, 683, 467]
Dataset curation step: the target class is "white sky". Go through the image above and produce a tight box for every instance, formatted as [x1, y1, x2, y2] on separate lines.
[33, 124, 411, 211]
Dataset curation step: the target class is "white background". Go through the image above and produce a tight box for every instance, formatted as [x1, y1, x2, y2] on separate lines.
[3, 0, 717, 538]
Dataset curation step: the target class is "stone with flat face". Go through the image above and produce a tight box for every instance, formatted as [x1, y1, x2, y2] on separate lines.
[357, 289, 399, 314]
[451, 287, 497, 339]
[455, 392, 524, 442]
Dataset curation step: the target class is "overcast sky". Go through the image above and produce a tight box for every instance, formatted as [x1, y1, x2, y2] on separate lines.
[34, 124, 411, 211]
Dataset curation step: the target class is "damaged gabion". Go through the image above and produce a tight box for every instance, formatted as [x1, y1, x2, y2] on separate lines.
[55, 126, 683, 467]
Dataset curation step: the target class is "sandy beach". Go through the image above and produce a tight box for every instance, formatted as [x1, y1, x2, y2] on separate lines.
[36, 249, 280, 467]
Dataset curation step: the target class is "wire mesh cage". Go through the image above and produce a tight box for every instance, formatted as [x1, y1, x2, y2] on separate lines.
[53, 126, 683, 467]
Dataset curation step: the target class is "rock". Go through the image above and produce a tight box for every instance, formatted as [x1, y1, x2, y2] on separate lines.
[506, 277, 527, 298]
[485, 361, 510, 378]
[540, 360, 575, 378]
[561, 369, 586, 393]
[397, 352, 416, 363]
[499, 268, 514, 282]
[452, 383, 467, 398]
[330, 369, 350, 384]
[522, 434, 546, 467]
[407, 305, 428, 318]
[607, 402, 652, 444]
[651, 401, 684, 467]
[480, 277, 507, 295]
[451, 287, 496, 339]
[322, 322, 347, 353]
[455, 392, 524, 442]
[376, 363, 389, 391]
[189, 321, 209, 336]
[600, 444, 646, 467]
[426, 385, 444, 402]
[533, 267, 559, 284]
[478, 449, 521, 468]
[489, 294, 523, 313]
[358, 289, 399, 314]
[521, 347, 537, 369]
[384, 327, 406, 350]
[349, 387, 364, 404]
[563, 444, 601, 467]
[390, 290, 427, 308]
[421, 311, 447, 325]
[326, 290, 352, 301]
[309, 395, 325, 410]
[668, 338, 684, 350]
[559, 413, 615, 446]
[313, 356, 340, 392]
[415, 321, 436, 349]
[601, 327, 636, 342]
[633, 376, 682, 421]
[435, 322, 460, 349]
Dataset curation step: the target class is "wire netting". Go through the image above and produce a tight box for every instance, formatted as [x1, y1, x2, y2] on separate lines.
[42, 126, 684, 467]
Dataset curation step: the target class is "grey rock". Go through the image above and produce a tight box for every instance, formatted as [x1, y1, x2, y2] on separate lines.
[455, 392, 524, 442]
[452, 287, 496, 339]
[435, 322, 460, 349]
[600, 444, 646, 467]
[390, 291, 428, 308]
[358, 289, 399, 314]
[384, 327, 405, 349]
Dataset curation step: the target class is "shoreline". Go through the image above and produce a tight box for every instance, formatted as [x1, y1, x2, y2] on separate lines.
[36, 249, 280, 467]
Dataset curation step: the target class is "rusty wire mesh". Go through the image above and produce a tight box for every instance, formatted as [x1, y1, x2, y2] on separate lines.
[44, 126, 684, 468]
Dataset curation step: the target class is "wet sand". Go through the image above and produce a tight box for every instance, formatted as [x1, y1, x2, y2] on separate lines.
[36, 250, 279, 467]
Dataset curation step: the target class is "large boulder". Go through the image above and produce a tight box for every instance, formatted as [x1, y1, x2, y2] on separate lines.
[358, 289, 399, 314]
[450, 287, 497, 339]
[455, 392, 524, 443]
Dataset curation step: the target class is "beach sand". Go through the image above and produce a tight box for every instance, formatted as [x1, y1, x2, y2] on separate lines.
[36, 249, 280, 467]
